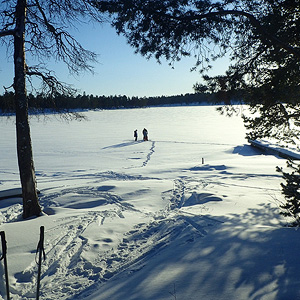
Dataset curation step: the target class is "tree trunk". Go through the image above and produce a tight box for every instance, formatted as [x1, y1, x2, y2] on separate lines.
[14, 0, 41, 219]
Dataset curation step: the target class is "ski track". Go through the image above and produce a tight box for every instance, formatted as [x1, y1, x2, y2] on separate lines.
[4, 173, 220, 299]
[142, 141, 155, 167]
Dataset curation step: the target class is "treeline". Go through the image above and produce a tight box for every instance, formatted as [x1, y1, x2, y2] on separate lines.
[0, 91, 220, 113]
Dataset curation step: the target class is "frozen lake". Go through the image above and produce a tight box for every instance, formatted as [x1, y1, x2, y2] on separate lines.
[1, 105, 246, 177]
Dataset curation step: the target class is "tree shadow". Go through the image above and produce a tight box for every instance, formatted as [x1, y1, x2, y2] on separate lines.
[82, 204, 300, 300]
[102, 140, 144, 149]
[183, 192, 223, 206]
[190, 164, 229, 172]
[232, 144, 276, 157]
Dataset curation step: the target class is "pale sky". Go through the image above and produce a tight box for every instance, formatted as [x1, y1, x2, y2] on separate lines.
[0, 22, 229, 98]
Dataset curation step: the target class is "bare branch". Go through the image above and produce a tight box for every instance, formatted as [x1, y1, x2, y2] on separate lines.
[24, 0, 98, 75]
[0, 29, 15, 37]
[26, 65, 77, 96]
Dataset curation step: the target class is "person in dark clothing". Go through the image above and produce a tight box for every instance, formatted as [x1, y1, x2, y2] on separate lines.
[134, 129, 138, 141]
[142, 128, 148, 141]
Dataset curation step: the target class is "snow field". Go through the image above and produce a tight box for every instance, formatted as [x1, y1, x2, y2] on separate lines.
[0, 106, 298, 300]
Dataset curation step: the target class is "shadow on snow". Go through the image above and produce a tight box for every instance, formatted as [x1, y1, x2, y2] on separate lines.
[79, 204, 299, 300]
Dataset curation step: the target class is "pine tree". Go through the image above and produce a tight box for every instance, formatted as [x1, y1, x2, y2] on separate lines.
[277, 161, 300, 226]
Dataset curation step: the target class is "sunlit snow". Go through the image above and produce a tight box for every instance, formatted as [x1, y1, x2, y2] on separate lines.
[1, 106, 299, 300]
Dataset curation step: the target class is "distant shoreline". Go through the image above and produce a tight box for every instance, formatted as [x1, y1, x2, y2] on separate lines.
[0, 91, 243, 114]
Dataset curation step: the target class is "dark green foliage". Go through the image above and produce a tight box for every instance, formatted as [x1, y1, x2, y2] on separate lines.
[197, 1, 300, 143]
[0, 92, 216, 113]
[277, 161, 300, 227]
[243, 103, 300, 145]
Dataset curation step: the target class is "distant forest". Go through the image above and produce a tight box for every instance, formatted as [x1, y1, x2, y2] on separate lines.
[0, 91, 224, 113]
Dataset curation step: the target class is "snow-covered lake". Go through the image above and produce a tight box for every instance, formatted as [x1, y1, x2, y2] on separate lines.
[0, 105, 299, 300]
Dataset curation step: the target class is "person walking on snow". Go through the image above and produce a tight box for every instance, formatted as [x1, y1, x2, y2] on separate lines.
[142, 128, 148, 141]
[134, 129, 138, 141]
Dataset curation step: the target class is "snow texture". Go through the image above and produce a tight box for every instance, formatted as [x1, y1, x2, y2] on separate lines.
[0, 106, 299, 300]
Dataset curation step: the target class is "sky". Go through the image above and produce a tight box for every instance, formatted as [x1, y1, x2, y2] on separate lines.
[0, 21, 229, 98]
